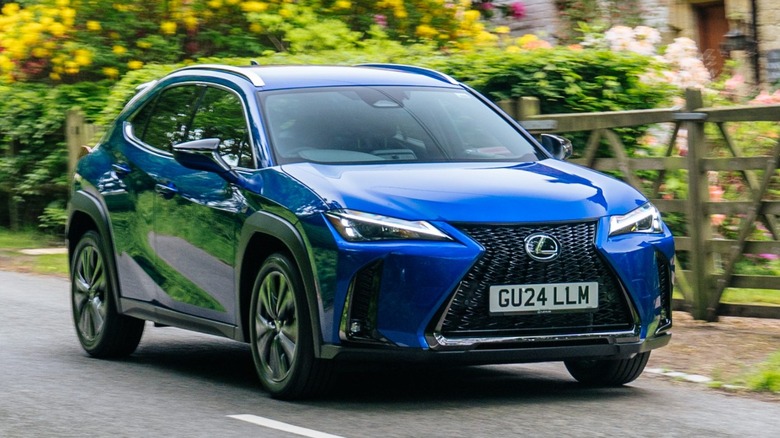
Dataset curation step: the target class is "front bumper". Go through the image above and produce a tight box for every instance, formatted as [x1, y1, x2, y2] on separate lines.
[320, 332, 671, 364]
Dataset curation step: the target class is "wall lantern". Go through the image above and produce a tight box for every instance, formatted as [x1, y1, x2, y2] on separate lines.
[719, 26, 756, 57]
[719, 17, 760, 85]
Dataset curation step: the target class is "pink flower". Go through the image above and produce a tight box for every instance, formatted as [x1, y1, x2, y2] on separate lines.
[750, 90, 774, 105]
[373, 14, 387, 28]
[724, 74, 744, 91]
[509, 2, 526, 19]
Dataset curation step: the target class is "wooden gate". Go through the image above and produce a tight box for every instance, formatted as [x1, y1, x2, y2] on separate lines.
[508, 89, 780, 321]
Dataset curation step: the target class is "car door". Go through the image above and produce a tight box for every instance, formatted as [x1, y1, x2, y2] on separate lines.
[110, 84, 203, 304]
[152, 84, 254, 324]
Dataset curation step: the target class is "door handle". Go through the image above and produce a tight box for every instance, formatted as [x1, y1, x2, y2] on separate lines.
[112, 163, 131, 177]
[154, 182, 179, 199]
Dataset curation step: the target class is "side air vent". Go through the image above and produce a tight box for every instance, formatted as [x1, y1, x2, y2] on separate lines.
[340, 260, 387, 344]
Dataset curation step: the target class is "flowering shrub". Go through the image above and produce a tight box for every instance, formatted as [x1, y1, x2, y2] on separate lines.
[583, 25, 711, 90]
[0, 0, 500, 83]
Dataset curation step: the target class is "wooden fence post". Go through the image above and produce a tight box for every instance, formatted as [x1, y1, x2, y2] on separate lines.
[683, 89, 716, 321]
[66, 110, 98, 179]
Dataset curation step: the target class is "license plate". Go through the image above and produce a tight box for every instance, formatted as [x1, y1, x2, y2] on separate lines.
[489, 282, 599, 314]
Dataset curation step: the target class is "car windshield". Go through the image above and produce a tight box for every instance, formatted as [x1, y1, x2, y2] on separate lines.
[259, 86, 543, 164]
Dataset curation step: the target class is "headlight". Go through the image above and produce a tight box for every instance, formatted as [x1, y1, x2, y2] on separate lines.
[609, 203, 664, 236]
[325, 210, 452, 242]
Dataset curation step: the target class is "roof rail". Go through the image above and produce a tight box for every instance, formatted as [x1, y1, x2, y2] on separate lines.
[357, 63, 459, 85]
[173, 64, 265, 87]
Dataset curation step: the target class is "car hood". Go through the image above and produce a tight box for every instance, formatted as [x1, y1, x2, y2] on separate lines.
[280, 160, 646, 223]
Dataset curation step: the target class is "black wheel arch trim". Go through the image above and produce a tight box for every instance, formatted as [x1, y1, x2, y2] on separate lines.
[66, 189, 124, 314]
[236, 210, 326, 357]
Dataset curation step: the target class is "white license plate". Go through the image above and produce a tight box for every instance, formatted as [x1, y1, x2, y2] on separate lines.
[489, 282, 599, 314]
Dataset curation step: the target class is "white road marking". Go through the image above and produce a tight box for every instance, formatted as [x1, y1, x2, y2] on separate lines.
[228, 414, 346, 438]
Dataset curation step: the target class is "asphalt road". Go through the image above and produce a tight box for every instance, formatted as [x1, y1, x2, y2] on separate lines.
[2, 270, 779, 438]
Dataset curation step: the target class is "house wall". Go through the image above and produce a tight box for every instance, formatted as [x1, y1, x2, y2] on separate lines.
[669, 0, 780, 87]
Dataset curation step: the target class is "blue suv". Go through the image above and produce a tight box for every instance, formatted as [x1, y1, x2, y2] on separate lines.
[67, 64, 674, 399]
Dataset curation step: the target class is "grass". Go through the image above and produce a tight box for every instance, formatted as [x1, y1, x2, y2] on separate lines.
[745, 351, 780, 393]
[675, 288, 780, 306]
[0, 228, 68, 277]
[721, 288, 780, 306]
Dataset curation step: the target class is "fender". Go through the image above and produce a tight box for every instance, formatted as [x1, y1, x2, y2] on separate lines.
[66, 189, 125, 314]
[236, 210, 326, 358]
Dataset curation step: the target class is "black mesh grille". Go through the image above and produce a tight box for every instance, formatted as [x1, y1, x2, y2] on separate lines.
[437, 222, 634, 337]
[657, 253, 672, 331]
[345, 260, 383, 342]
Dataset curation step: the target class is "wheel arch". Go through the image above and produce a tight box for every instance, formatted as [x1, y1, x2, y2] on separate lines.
[236, 211, 325, 357]
[66, 191, 124, 312]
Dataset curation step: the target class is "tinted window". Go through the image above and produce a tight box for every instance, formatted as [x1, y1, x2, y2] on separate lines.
[261, 87, 541, 164]
[134, 85, 202, 152]
[188, 87, 254, 168]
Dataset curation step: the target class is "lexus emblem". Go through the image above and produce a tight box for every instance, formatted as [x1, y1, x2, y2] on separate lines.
[524, 233, 560, 262]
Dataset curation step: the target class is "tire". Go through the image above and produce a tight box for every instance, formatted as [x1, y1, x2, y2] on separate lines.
[249, 253, 334, 399]
[71, 230, 145, 358]
[564, 351, 651, 386]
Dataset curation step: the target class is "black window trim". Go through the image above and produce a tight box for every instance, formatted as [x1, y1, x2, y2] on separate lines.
[125, 80, 259, 170]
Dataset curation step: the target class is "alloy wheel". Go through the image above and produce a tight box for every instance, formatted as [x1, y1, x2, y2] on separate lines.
[254, 269, 299, 383]
[73, 241, 108, 343]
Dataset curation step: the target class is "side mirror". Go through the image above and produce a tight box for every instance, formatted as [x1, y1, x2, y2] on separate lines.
[540, 134, 573, 160]
[172, 138, 241, 184]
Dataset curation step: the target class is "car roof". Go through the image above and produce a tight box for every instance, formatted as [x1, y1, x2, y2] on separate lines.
[169, 64, 462, 91]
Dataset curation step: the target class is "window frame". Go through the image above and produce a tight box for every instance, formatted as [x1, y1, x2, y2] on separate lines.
[125, 81, 258, 170]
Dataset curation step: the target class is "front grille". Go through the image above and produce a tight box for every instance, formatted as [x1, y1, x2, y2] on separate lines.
[435, 222, 634, 337]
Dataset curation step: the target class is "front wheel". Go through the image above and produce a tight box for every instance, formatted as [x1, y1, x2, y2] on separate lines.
[249, 253, 333, 399]
[71, 230, 144, 358]
[564, 351, 650, 386]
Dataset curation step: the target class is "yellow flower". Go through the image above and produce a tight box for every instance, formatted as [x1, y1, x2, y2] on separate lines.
[0, 55, 14, 72]
[183, 16, 198, 31]
[279, 7, 292, 18]
[55, 0, 70, 7]
[207, 0, 223, 8]
[160, 21, 177, 35]
[112, 45, 127, 55]
[31, 47, 50, 58]
[49, 22, 67, 37]
[240, 1, 268, 13]
[516, 34, 539, 47]
[64, 61, 79, 74]
[415, 24, 438, 39]
[505, 45, 521, 53]
[494, 26, 510, 35]
[127, 60, 144, 70]
[109, 31, 120, 39]
[86, 20, 101, 31]
[2, 3, 20, 16]
[334, 0, 351, 9]
[74, 49, 92, 66]
[463, 10, 480, 22]
[50, 72, 62, 81]
[102, 67, 119, 79]
[137, 40, 152, 49]
[249, 22, 263, 33]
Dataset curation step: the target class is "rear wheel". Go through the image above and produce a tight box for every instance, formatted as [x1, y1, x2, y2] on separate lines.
[249, 253, 333, 399]
[564, 352, 650, 386]
[71, 230, 144, 357]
